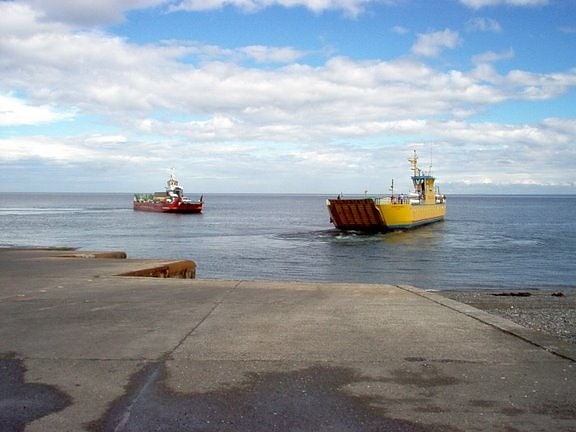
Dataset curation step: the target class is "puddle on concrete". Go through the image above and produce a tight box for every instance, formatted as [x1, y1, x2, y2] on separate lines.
[0, 354, 72, 432]
[89, 362, 461, 432]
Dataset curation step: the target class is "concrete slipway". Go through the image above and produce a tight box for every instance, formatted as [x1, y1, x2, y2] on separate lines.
[0, 248, 574, 432]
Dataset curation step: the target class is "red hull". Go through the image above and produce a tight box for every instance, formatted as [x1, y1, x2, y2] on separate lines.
[133, 200, 203, 213]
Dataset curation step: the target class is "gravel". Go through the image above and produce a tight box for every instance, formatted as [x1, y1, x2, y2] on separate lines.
[437, 289, 576, 345]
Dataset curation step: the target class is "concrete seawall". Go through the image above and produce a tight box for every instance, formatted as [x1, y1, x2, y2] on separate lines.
[0, 248, 574, 431]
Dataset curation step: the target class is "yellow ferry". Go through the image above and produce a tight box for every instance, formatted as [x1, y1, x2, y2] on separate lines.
[327, 150, 446, 231]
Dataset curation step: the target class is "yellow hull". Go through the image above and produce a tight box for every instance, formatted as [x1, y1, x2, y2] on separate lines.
[327, 198, 446, 231]
[377, 202, 446, 229]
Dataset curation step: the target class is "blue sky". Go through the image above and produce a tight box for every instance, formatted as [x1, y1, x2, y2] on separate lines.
[1, 0, 575, 194]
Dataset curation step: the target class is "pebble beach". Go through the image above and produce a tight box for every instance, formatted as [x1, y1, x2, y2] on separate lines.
[438, 289, 576, 345]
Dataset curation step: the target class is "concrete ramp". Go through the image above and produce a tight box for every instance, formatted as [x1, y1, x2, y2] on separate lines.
[0, 248, 575, 432]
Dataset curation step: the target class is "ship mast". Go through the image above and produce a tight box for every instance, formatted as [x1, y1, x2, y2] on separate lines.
[167, 168, 179, 190]
[409, 150, 419, 177]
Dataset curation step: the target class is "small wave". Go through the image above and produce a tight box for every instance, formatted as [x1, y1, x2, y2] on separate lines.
[86, 207, 131, 212]
[276, 230, 328, 241]
[277, 229, 388, 243]
[0, 207, 84, 216]
[331, 231, 387, 243]
[0, 206, 130, 216]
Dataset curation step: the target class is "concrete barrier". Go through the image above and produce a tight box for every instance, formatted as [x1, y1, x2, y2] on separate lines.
[118, 260, 197, 279]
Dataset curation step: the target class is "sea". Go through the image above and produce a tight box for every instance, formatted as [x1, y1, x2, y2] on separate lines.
[0, 193, 574, 291]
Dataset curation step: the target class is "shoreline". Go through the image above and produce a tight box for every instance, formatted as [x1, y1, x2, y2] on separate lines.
[2, 247, 574, 345]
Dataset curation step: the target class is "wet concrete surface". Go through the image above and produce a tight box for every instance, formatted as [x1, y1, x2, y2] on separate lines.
[0, 355, 71, 432]
[88, 363, 458, 432]
[0, 248, 575, 431]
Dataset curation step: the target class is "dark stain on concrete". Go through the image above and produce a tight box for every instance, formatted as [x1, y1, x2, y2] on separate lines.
[89, 363, 462, 432]
[384, 366, 461, 388]
[469, 399, 497, 408]
[0, 353, 72, 432]
[500, 407, 526, 417]
[404, 357, 480, 365]
[534, 401, 576, 420]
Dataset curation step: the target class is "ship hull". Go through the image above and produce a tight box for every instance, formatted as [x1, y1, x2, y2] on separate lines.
[327, 198, 445, 232]
[133, 201, 203, 214]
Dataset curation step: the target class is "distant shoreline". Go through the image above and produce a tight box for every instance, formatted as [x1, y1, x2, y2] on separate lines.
[1, 191, 576, 197]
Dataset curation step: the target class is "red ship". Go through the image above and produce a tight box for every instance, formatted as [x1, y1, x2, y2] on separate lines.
[133, 171, 203, 213]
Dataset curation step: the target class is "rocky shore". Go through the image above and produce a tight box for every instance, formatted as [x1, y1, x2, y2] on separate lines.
[438, 289, 576, 345]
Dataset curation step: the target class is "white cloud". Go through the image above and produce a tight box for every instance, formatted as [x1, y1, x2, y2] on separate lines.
[0, 3, 70, 37]
[2, 117, 575, 192]
[240, 46, 308, 63]
[504, 69, 576, 100]
[0, 136, 99, 163]
[0, 0, 552, 29]
[1, 1, 575, 192]
[393, 118, 576, 188]
[411, 29, 462, 57]
[0, 134, 155, 167]
[0, 6, 576, 126]
[4, 0, 404, 27]
[459, 0, 549, 9]
[0, 94, 74, 126]
[170, 0, 398, 16]
[2, 8, 574, 142]
[472, 48, 514, 64]
[460, 0, 550, 9]
[466, 17, 502, 33]
[18, 0, 166, 26]
[391, 26, 410, 35]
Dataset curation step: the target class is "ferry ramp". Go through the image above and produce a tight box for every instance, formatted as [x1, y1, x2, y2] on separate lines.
[327, 198, 384, 231]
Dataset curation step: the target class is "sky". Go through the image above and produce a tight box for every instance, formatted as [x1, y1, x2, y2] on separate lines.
[1, 0, 575, 194]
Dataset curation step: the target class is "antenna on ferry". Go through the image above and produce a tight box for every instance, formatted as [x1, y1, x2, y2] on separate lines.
[409, 149, 419, 177]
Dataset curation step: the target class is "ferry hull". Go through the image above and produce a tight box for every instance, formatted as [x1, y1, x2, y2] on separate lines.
[327, 150, 446, 232]
[327, 199, 445, 232]
[133, 201, 203, 214]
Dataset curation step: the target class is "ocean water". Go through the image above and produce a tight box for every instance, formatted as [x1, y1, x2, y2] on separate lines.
[0, 193, 574, 291]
